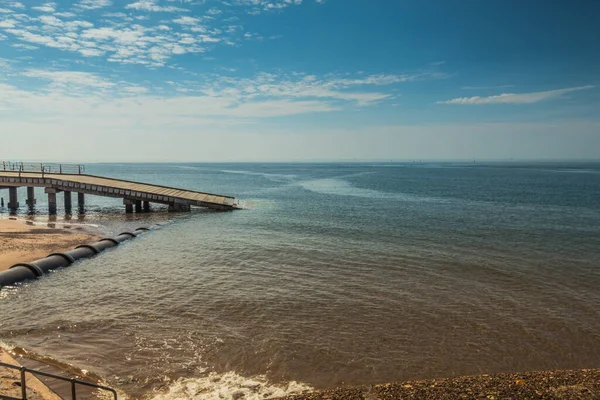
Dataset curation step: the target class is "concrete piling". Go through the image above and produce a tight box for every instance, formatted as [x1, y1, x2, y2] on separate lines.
[168, 203, 190, 212]
[135, 200, 142, 213]
[8, 187, 19, 210]
[77, 192, 85, 213]
[64, 191, 72, 214]
[45, 188, 58, 215]
[123, 199, 134, 214]
[26, 187, 36, 208]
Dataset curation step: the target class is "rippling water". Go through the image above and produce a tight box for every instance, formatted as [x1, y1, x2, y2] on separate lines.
[1, 162, 599, 399]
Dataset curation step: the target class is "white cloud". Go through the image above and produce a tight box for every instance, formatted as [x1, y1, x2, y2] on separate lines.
[77, 0, 112, 10]
[0, 0, 323, 68]
[205, 71, 440, 106]
[54, 11, 77, 17]
[20, 69, 115, 89]
[0, 64, 419, 123]
[7, 2, 24, 9]
[125, 0, 188, 12]
[438, 86, 595, 105]
[172, 16, 202, 25]
[31, 2, 56, 12]
[0, 19, 16, 28]
[461, 85, 515, 90]
[0, 8, 13, 13]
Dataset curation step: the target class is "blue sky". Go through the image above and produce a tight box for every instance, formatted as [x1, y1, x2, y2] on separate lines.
[0, 0, 599, 161]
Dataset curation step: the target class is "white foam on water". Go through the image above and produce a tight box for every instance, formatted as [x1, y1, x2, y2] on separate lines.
[0, 341, 15, 354]
[234, 199, 278, 210]
[150, 371, 311, 400]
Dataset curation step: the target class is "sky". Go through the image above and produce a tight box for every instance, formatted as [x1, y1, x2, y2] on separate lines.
[0, 0, 599, 162]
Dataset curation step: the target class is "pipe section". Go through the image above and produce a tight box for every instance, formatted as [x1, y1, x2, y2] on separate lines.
[0, 226, 153, 289]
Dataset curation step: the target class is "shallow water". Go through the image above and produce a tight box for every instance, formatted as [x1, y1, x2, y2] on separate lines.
[1, 162, 599, 399]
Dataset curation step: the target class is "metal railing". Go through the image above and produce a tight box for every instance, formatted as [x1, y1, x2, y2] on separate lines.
[1, 162, 85, 177]
[0, 361, 117, 400]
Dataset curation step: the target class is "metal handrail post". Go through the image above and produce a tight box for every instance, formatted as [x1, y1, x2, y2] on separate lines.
[70, 378, 76, 400]
[20, 367, 27, 400]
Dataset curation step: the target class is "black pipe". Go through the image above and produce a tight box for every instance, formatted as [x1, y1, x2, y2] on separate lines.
[64, 246, 97, 261]
[118, 232, 137, 238]
[11, 263, 44, 278]
[47, 252, 76, 265]
[0, 226, 153, 289]
[0, 267, 38, 287]
[32, 255, 72, 274]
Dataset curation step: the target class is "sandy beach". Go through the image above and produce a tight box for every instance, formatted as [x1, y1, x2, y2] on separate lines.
[0, 218, 100, 272]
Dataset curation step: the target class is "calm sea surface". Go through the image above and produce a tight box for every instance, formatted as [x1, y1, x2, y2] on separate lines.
[1, 162, 599, 399]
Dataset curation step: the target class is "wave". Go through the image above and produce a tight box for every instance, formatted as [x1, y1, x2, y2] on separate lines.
[546, 169, 600, 174]
[299, 178, 445, 203]
[150, 371, 311, 400]
[220, 170, 297, 183]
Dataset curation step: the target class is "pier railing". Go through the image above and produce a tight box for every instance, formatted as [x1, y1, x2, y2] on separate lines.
[0, 361, 117, 400]
[1, 162, 85, 177]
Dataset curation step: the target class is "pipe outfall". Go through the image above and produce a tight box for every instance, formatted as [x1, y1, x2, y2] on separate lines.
[0, 227, 151, 289]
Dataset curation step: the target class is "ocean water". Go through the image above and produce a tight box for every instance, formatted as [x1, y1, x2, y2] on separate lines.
[1, 162, 599, 399]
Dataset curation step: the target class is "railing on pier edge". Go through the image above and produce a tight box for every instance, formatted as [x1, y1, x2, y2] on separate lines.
[1, 162, 85, 177]
[0, 361, 117, 400]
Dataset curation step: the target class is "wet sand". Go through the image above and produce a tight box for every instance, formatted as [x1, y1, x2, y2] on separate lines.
[0, 219, 100, 271]
[0, 349, 61, 400]
[281, 369, 600, 399]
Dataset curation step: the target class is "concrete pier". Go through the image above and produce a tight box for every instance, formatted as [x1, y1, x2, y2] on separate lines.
[8, 187, 19, 210]
[1, 164, 237, 215]
[45, 187, 58, 215]
[64, 191, 72, 214]
[26, 187, 36, 208]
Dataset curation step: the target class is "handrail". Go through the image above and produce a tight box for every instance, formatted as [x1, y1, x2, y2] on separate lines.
[1, 162, 85, 177]
[0, 361, 117, 400]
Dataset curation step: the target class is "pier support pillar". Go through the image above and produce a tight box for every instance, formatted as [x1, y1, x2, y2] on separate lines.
[26, 187, 36, 208]
[8, 187, 19, 211]
[64, 191, 72, 214]
[45, 188, 58, 215]
[168, 202, 191, 212]
[123, 199, 134, 214]
[78, 192, 85, 213]
[143, 201, 150, 213]
[135, 200, 142, 213]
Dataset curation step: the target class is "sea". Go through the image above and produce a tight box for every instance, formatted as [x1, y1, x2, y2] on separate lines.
[0, 162, 599, 399]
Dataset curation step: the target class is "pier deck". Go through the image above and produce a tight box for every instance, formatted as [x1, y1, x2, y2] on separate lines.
[0, 164, 237, 213]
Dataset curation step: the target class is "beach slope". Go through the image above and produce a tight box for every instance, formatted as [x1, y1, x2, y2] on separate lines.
[0, 219, 99, 272]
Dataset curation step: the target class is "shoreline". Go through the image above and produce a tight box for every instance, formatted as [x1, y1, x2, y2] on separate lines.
[0, 349, 61, 400]
[0, 218, 101, 272]
[281, 368, 600, 399]
[2, 346, 598, 400]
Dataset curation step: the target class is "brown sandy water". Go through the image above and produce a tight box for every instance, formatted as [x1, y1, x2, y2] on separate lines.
[0, 162, 599, 399]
